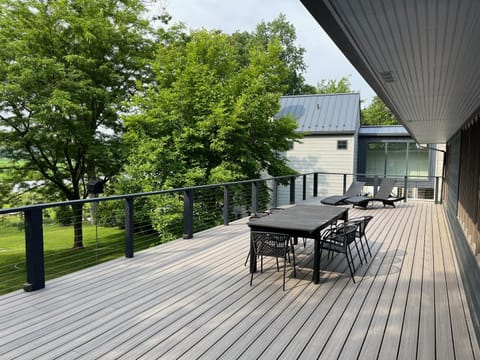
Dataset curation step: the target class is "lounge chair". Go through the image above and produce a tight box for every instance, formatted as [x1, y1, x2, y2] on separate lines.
[345, 178, 405, 208]
[320, 181, 366, 205]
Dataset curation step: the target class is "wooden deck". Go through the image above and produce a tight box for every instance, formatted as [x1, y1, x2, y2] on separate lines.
[0, 201, 478, 359]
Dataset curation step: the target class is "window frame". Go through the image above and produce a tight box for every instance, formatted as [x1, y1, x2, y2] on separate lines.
[337, 140, 348, 150]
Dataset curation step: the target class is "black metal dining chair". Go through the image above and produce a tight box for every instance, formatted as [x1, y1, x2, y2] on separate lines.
[244, 212, 271, 266]
[347, 215, 373, 262]
[250, 231, 296, 291]
[319, 223, 358, 282]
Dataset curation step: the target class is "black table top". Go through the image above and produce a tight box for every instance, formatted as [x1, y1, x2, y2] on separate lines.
[247, 205, 348, 236]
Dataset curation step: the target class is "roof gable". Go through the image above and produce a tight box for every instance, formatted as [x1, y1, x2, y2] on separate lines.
[278, 93, 360, 134]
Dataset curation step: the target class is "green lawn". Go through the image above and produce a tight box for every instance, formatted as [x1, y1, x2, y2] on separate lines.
[0, 222, 160, 295]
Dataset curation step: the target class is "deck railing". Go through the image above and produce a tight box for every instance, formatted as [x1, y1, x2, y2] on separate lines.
[0, 172, 443, 293]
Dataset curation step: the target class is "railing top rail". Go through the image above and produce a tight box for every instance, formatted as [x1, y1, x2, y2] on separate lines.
[0, 171, 441, 215]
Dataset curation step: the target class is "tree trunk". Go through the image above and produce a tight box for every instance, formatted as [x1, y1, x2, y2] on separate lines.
[90, 193, 98, 225]
[72, 203, 84, 249]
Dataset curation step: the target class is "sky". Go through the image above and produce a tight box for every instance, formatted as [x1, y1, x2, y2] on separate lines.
[151, 0, 376, 106]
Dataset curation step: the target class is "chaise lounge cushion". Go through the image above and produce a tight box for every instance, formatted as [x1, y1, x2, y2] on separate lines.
[321, 181, 365, 206]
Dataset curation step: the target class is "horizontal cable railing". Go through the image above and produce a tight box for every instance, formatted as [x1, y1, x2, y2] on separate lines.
[0, 171, 443, 294]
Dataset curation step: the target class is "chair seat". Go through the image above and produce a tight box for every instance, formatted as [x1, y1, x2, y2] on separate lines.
[257, 241, 288, 258]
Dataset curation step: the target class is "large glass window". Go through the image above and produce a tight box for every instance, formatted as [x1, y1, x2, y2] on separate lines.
[386, 142, 407, 177]
[366, 143, 385, 176]
[408, 145, 430, 177]
[365, 141, 430, 178]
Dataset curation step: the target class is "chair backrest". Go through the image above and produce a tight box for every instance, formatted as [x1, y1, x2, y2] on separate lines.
[375, 178, 396, 199]
[252, 231, 290, 257]
[344, 181, 366, 196]
[354, 215, 373, 236]
[334, 223, 358, 245]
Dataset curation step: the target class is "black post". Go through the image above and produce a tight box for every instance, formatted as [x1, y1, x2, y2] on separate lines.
[24, 207, 45, 291]
[251, 181, 258, 214]
[435, 176, 440, 204]
[223, 185, 229, 225]
[313, 172, 318, 197]
[440, 176, 444, 204]
[125, 197, 134, 258]
[343, 174, 347, 194]
[183, 189, 194, 239]
[404, 176, 408, 202]
[272, 179, 278, 208]
[373, 176, 379, 196]
[290, 176, 296, 204]
[302, 175, 307, 201]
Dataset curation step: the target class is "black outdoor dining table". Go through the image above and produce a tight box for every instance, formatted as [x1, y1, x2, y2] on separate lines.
[247, 205, 349, 284]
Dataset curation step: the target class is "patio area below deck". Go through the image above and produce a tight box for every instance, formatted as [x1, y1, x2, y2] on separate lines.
[0, 201, 478, 359]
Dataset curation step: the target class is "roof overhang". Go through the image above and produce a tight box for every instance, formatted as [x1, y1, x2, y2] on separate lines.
[299, 131, 356, 136]
[300, 0, 480, 144]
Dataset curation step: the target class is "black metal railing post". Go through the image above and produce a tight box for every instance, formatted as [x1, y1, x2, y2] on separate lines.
[290, 176, 296, 204]
[440, 176, 444, 204]
[343, 174, 347, 194]
[251, 181, 258, 214]
[313, 172, 318, 197]
[272, 179, 278, 207]
[223, 185, 229, 225]
[125, 197, 134, 258]
[373, 176, 379, 196]
[302, 175, 307, 201]
[183, 189, 194, 239]
[435, 176, 440, 204]
[404, 176, 408, 202]
[24, 207, 45, 291]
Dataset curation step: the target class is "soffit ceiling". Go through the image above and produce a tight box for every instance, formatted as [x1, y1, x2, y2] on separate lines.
[300, 0, 480, 144]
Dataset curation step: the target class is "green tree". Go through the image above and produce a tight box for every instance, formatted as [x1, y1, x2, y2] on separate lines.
[125, 29, 300, 189]
[121, 29, 301, 234]
[314, 76, 354, 94]
[234, 13, 307, 96]
[361, 95, 399, 125]
[0, 0, 155, 247]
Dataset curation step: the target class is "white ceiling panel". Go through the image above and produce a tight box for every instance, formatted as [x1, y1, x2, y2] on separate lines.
[301, 0, 480, 143]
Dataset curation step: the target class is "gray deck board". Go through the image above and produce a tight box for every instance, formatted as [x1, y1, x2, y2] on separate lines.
[0, 201, 478, 359]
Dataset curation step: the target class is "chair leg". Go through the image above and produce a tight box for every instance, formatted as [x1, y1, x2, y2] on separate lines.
[345, 250, 356, 283]
[244, 249, 250, 266]
[347, 244, 356, 272]
[363, 234, 372, 257]
[358, 236, 368, 263]
[283, 253, 287, 291]
[353, 240, 363, 265]
[291, 240, 296, 278]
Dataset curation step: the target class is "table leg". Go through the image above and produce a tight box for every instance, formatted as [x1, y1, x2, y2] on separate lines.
[249, 233, 257, 273]
[313, 235, 320, 284]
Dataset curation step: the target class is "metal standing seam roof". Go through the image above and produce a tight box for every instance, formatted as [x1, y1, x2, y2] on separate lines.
[358, 125, 410, 137]
[277, 93, 360, 134]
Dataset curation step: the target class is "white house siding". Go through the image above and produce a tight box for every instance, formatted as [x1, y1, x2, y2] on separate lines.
[276, 134, 356, 205]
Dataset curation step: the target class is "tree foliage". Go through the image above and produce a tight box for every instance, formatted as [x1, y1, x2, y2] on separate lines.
[314, 76, 354, 94]
[361, 95, 399, 125]
[250, 13, 307, 95]
[0, 0, 155, 247]
[123, 28, 301, 190]
[116, 28, 301, 234]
